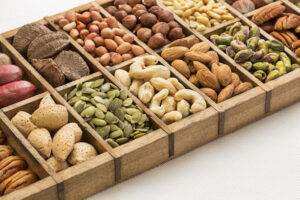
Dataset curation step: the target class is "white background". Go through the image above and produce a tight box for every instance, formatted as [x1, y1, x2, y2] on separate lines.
[0, 0, 299, 199]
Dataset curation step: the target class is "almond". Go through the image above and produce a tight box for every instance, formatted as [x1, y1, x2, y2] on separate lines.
[196, 68, 221, 92]
[211, 63, 219, 76]
[233, 82, 253, 96]
[104, 39, 117, 51]
[201, 88, 217, 102]
[217, 84, 234, 103]
[171, 60, 190, 78]
[206, 51, 219, 66]
[193, 61, 208, 71]
[116, 42, 131, 54]
[190, 42, 210, 52]
[185, 51, 212, 63]
[161, 46, 189, 62]
[189, 74, 199, 86]
[131, 45, 145, 56]
[231, 73, 240, 88]
[188, 62, 196, 73]
[216, 64, 232, 87]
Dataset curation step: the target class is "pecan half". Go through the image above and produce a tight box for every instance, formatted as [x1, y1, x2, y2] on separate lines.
[252, 4, 285, 25]
[0, 156, 27, 182]
[275, 13, 300, 31]
[0, 145, 13, 161]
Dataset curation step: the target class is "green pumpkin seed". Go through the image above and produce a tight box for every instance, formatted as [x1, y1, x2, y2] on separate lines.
[67, 88, 77, 100]
[107, 91, 116, 99]
[131, 111, 142, 123]
[115, 108, 125, 121]
[109, 83, 118, 89]
[110, 130, 123, 138]
[136, 123, 145, 129]
[98, 126, 110, 138]
[109, 98, 122, 112]
[138, 114, 148, 125]
[105, 112, 119, 124]
[89, 121, 95, 129]
[91, 79, 104, 88]
[118, 121, 124, 130]
[105, 138, 119, 148]
[124, 124, 133, 138]
[76, 82, 82, 90]
[122, 98, 132, 107]
[101, 83, 111, 92]
[114, 90, 120, 97]
[76, 91, 82, 97]
[134, 133, 146, 139]
[84, 103, 92, 108]
[116, 137, 129, 145]
[91, 92, 107, 98]
[93, 96, 104, 104]
[83, 106, 96, 117]
[80, 96, 90, 102]
[126, 108, 139, 115]
[136, 105, 143, 113]
[125, 114, 132, 122]
[83, 81, 93, 88]
[119, 90, 127, 100]
[73, 100, 86, 113]
[95, 108, 105, 119]
[135, 128, 148, 132]
[103, 99, 112, 108]
[91, 118, 107, 126]
[82, 88, 97, 94]
[84, 117, 93, 122]
[96, 103, 107, 112]
[68, 97, 80, 105]
[90, 98, 97, 106]
[130, 131, 139, 138]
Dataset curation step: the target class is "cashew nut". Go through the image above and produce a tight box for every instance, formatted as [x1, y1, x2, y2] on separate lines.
[150, 89, 169, 118]
[115, 69, 131, 89]
[129, 62, 170, 80]
[129, 79, 143, 96]
[162, 111, 182, 124]
[177, 99, 190, 117]
[168, 78, 185, 91]
[133, 55, 158, 66]
[138, 82, 154, 104]
[150, 77, 177, 95]
[174, 89, 207, 113]
[162, 96, 176, 113]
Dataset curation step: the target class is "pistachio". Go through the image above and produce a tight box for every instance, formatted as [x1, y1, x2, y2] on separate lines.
[266, 70, 280, 82]
[234, 49, 253, 63]
[253, 70, 267, 81]
[267, 40, 284, 51]
[279, 52, 291, 72]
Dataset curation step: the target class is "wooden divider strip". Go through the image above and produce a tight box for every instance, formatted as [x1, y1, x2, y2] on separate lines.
[281, 0, 300, 14]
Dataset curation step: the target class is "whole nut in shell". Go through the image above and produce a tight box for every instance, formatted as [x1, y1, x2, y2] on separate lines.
[152, 22, 170, 35]
[139, 13, 157, 27]
[158, 10, 174, 23]
[67, 142, 97, 165]
[137, 28, 152, 42]
[147, 33, 166, 49]
[122, 15, 137, 29]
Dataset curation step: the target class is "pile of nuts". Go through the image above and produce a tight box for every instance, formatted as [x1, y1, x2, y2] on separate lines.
[210, 22, 300, 82]
[251, 4, 300, 57]
[161, 35, 253, 102]
[162, 0, 234, 31]
[226, 0, 273, 14]
[0, 130, 37, 196]
[65, 79, 153, 148]
[114, 55, 207, 124]
[106, 0, 185, 49]
[12, 94, 97, 172]
[54, 7, 145, 67]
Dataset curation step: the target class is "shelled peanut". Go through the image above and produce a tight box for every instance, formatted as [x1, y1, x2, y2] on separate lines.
[161, 0, 234, 31]
[0, 130, 37, 196]
[251, 4, 300, 58]
[106, 0, 185, 49]
[161, 35, 253, 103]
[11, 94, 97, 171]
[64, 78, 153, 148]
[54, 7, 145, 67]
[226, 0, 273, 14]
[210, 22, 300, 82]
[114, 55, 207, 124]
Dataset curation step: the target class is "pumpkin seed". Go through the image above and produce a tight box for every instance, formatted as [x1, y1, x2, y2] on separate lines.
[124, 124, 133, 138]
[94, 96, 104, 104]
[116, 137, 129, 145]
[64, 93, 68, 100]
[119, 90, 127, 100]
[122, 98, 132, 107]
[110, 125, 120, 131]
[83, 106, 96, 117]
[109, 83, 118, 89]
[105, 112, 118, 124]
[103, 99, 112, 108]
[126, 108, 139, 115]
[110, 130, 123, 138]
[90, 98, 97, 106]
[131, 111, 142, 123]
[95, 108, 105, 119]
[118, 121, 124, 130]
[91, 79, 104, 88]
[125, 114, 132, 122]
[73, 100, 86, 113]
[114, 90, 120, 97]
[134, 133, 145, 139]
[138, 114, 148, 125]
[109, 98, 122, 112]
[76, 91, 82, 97]
[68, 96, 80, 105]
[89, 121, 95, 129]
[115, 108, 125, 121]
[101, 83, 110, 92]
[105, 138, 119, 148]
[67, 88, 77, 100]
[107, 90, 115, 99]
[84, 103, 92, 108]
[84, 117, 93, 122]
[80, 96, 90, 102]
[91, 118, 107, 126]
[98, 126, 110, 138]
[76, 82, 82, 90]
[92, 92, 106, 98]
[83, 81, 93, 88]
[82, 88, 96, 94]
[135, 128, 148, 132]
[96, 103, 107, 112]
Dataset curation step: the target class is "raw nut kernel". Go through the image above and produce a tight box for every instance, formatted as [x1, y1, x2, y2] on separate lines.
[201, 88, 217, 102]
[196, 68, 221, 92]
[131, 45, 145, 56]
[189, 74, 199, 86]
[185, 51, 212, 63]
[233, 82, 253, 95]
[116, 42, 131, 54]
[193, 61, 208, 71]
[231, 73, 240, 88]
[190, 42, 210, 53]
[105, 39, 118, 51]
[161, 46, 189, 61]
[216, 64, 232, 87]
[206, 51, 219, 66]
[171, 60, 190, 78]
[217, 84, 234, 103]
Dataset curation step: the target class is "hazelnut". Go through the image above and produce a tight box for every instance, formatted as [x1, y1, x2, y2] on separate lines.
[147, 33, 166, 49]
[149, 6, 162, 16]
[128, 0, 142, 6]
[132, 4, 147, 14]
[90, 11, 103, 22]
[114, 0, 128, 6]
[89, 24, 99, 33]
[70, 29, 79, 39]
[93, 36, 104, 46]
[123, 33, 135, 43]
[119, 4, 132, 13]
[158, 10, 174, 22]
[98, 21, 108, 30]
[152, 22, 170, 35]
[80, 29, 89, 40]
[139, 13, 157, 27]
[137, 28, 152, 42]
[134, 9, 147, 18]
[168, 21, 180, 29]
[142, 0, 156, 7]
[114, 10, 128, 21]
[122, 15, 137, 29]
[107, 16, 119, 28]
[106, 6, 118, 15]
[168, 27, 184, 41]
[133, 23, 142, 33]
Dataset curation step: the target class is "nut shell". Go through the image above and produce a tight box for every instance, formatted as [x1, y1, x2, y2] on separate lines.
[67, 142, 97, 165]
[28, 128, 52, 159]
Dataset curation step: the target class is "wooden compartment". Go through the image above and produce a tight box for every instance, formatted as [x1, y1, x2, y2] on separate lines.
[0, 111, 58, 200]
[55, 71, 169, 182]
[2, 92, 115, 200]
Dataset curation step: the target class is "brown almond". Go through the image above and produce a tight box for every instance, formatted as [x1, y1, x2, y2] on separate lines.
[211, 63, 219, 76]
[185, 51, 212, 63]
[161, 46, 189, 62]
[190, 42, 210, 52]
[171, 60, 190, 78]
[233, 82, 253, 96]
[189, 74, 199, 87]
[217, 84, 234, 103]
[188, 62, 197, 73]
[231, 73, 240, 88]
[193, 61, 208, 71]
[206, 51, 219, 66]
[131, 45, 145, 56]
[104, 39, 117, 51]
[196, 68, 221, 92]
[201, 88, 217, 102]
[116, 42, 131, 54]
[216, 64, 232, 87]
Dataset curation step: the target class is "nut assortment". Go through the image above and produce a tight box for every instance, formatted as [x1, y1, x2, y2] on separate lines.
[11, 94, 97, 172]
[162, 35, 253, 102]
[106, 0, 185, 49]
[13, 23, 90, 87]
[251, 4, 300, 58]
[210, 22, 300, 82]
[54, 7, 145, 68]
[0, 130, 37, 196]
[114, 55, 207, 124]
[226, 0, 274, 13]
[162, 0, 234, 31]
[64, 78, 153, 148]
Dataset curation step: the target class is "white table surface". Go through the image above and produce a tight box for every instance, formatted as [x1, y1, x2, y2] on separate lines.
[1, 1, 299, 199]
